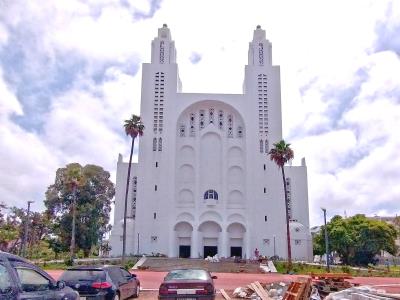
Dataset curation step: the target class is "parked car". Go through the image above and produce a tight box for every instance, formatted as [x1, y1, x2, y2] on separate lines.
[59, 265, 140, 300]
[0, 251, 79, 299]
[158, 268, 217, 300]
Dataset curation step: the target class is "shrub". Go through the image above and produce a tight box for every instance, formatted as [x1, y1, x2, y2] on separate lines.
[64, 257, 74, 266]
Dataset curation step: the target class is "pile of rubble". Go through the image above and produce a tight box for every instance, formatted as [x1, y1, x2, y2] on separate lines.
[220, 280, 289, 299]
[324, 286, 400, 300]
[220, 274, 400, 299]
[205, 254, 220, 262]
[311, 273, 353, 296]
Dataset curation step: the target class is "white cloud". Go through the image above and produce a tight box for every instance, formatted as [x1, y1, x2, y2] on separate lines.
[0, 70, 23, 118]
[1, 0, 399, 227]
[0, 23, 8, 46]
[0, 71, 58, 209]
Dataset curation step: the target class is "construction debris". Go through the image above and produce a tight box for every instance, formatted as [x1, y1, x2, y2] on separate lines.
[222, 281, 288, 299]
[311, 273, 353, 296]
[283, 278, 312, 300]
[205, 254, 220, 262]
[220, 288, 232, 299]
[324, 285, 400, 300]
[221, 274, 399, 300]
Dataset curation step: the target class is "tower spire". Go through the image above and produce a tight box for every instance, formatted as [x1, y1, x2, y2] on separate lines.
[247, 25, 272, 66]
[151, 24, 176, 64]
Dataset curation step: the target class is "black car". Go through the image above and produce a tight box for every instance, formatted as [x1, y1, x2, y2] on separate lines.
[0, 251, 79, 300]
[60, 265, 140, 300]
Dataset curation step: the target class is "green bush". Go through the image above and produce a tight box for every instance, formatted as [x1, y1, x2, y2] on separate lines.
[124, 259, 138, 270]
[64, 257, 74, 266]
[341, 265, 350, 273]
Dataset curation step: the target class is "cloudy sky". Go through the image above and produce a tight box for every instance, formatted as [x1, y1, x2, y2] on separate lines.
[0, 0, 399, 225]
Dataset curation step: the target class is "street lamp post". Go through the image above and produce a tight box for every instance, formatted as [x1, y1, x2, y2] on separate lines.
[321, 208, 330, 272]
[22, 201, 34, 257]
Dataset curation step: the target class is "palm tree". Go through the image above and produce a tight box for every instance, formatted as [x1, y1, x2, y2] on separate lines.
[122, 114, 144, 264]
[269, 140, 294, 271]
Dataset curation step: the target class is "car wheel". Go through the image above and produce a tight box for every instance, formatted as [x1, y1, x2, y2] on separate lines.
[133, 284, 140, 298]
[113, 293, 120, 300]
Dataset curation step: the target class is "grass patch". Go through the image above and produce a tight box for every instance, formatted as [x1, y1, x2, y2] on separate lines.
[273, 261, 400, 277]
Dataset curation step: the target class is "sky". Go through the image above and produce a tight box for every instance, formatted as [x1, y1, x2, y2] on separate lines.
[0, 0, 399, 226]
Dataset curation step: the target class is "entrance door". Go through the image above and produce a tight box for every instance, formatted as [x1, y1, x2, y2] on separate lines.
[179, 246, 191, 258]
[204, 246, 218, 258]
[230, 247, 242, 258]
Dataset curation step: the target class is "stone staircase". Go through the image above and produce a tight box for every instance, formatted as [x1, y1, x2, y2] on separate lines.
[137, 257, 263, 273]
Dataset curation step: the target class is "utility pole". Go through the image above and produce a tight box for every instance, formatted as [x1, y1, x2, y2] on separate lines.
[22, 201, 34, 257]
[321, 208, 330, 272]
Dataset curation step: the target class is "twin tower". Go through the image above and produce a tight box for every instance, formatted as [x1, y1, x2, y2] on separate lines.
[110, 25, 312, 260]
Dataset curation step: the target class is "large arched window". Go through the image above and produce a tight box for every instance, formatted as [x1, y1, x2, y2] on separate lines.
[204, 190, 218, 200]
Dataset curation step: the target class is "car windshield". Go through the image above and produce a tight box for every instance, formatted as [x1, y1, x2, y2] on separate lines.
[165, 269, 209, 281]
[60, 269, 106, 281]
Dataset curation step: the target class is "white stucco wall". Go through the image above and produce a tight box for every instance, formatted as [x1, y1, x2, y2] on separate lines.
[109, 25, 312, 261]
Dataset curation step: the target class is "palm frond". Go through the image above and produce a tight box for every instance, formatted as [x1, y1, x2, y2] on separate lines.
[124, 114, 145, 138]
[268, 140, 294, 168]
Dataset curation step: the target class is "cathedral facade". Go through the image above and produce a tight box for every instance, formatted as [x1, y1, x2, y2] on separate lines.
[109, 25, 312, 260]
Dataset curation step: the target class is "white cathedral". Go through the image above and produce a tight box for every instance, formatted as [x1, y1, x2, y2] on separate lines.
[109, 25, 313, 261]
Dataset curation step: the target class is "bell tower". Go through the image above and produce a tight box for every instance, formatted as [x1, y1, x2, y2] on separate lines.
[151, 24, 177, 65]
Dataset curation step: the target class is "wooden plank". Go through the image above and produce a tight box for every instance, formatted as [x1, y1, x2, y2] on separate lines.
[220, 289, 232, 300]
[284, 281, 304, 300]
[255, 281, 271, 299]
[251, 282, 269, 300]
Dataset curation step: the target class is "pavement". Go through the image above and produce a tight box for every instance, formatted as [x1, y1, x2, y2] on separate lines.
[47, 269, 400, 293]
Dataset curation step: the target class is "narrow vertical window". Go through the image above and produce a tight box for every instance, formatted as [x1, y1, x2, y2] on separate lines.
[263, 164, 266, 170]
[209, 108, 214, 124]
[199, 110, 205, 130]
[264, 187, 266, 193]
[265, 139, 269, 153]
[158, 137, 162, 151]
[190, 113, 195, 137]
[155, 162, 158, 167]
[218, 110, 223, 130]
[179, 124, 186, 137]
[237, 126, 243, 138]
[264, 216, 268, 222]
[155, 185, 157, 191]
[154, 213, 157, 219]
[227, 114, 233, 138]
[131, 176, 138, 219]
[260, 140, 264, 153]
[286, 178, 292, 219]
[153, 138, 157, 151]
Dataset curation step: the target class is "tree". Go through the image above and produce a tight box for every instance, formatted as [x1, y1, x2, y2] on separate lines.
[0, 203, 19, 252]
[45, 163, 115, 257]
[313, 214, 398, 266]
[269, 140, 294, 270]
[122, 114, 144, 263]
[0, 204, 50, 256]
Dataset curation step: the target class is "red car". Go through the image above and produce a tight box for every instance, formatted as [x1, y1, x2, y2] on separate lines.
[158, 268, 217, 300]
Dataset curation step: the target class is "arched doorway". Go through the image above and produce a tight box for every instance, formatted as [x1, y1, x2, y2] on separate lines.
[198, 221, 222, 258]
[174, 222, 193, 258]
[227, 223, 246, 258]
